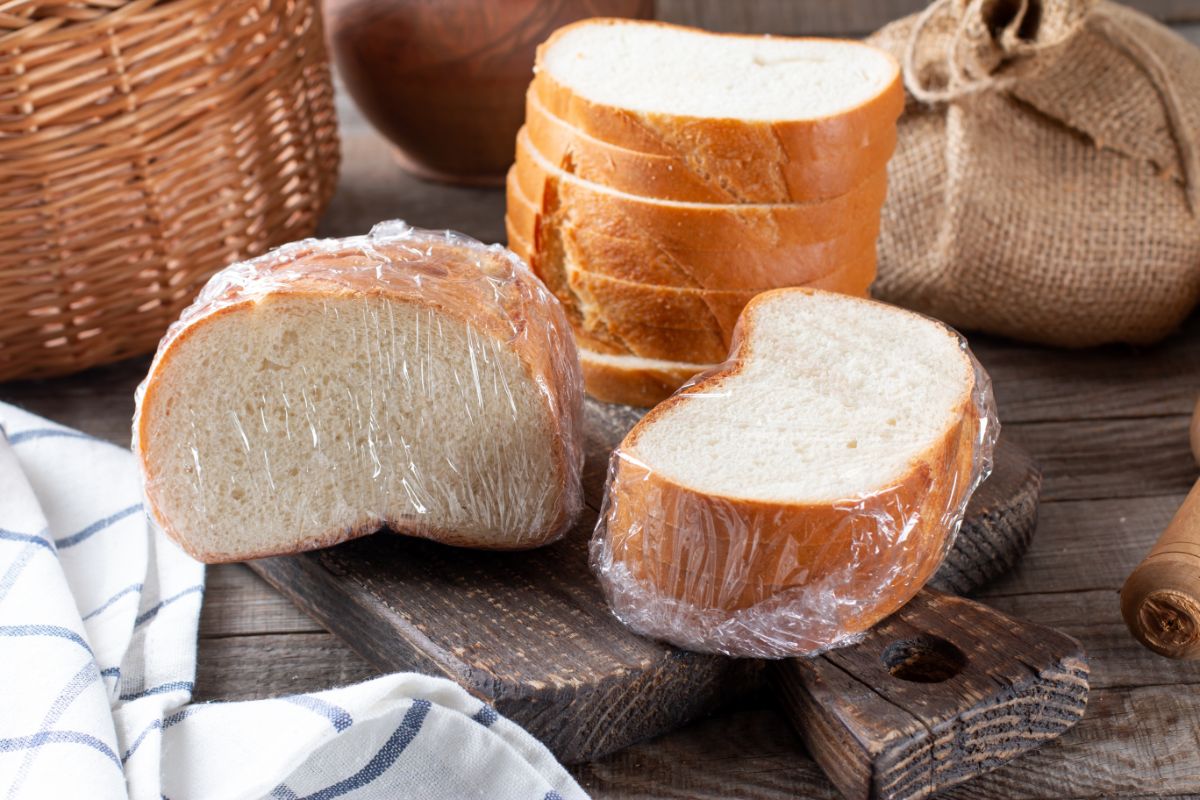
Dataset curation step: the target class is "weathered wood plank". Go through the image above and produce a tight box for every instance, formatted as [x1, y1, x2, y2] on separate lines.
[971, 319, 1200, 425]
[978, 495, 1188, 598]
[941, 685, 1200, 799]
[0, 355, 147, 446]
[191, 626, 1200, 800]
[573, 706, 838, 800]
[575, 685, 1200, 800]
[198, 491, 1172, 645]
[656, 0, 1200, 35]
[1003, 415, 1196, 503]
[779, 591, 1088, 800]
[983, 589, 1200, 690]
[248, 507, 758, 765]
[193, 632, 378, 701]
[931, 440, 1041, 595]
[199, 564, 324, 638]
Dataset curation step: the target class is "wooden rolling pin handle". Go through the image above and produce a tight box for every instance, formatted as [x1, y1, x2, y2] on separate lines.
[1122, 477, 1200, 659]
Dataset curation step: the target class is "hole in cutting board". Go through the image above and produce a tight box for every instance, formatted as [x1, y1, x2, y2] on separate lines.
[881, 635, 967, 683]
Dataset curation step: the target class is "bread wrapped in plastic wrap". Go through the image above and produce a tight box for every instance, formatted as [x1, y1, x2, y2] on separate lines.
[589, 289, 997, 658]
[134, 221, 584, 563]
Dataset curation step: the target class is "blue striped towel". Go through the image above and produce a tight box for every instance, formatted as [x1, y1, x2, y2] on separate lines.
[0, 402, 588, 800]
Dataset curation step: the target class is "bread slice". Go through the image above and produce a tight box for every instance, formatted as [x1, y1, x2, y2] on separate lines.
[524, 86, 897, 204]
[134, 223, 585, 563]
[580, 348, 712, 407]
[566, 270, 753, 363]
[506, 174, 875, 364]
[506, 217, 742, 363]
[513, 127, 890, 250]
[508, 144, 880, 291]
[533, 20, 903, 165]
[591, 289, 996, 657]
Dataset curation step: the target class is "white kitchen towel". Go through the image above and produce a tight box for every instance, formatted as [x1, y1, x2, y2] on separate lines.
[0, 401, 588, 800]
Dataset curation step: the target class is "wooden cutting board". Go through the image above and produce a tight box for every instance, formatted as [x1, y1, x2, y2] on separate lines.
[250, 400, 1047, 765]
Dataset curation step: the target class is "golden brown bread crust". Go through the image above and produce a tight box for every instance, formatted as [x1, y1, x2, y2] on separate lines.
[507, 203, 874, 363]
[509, 136, 883, 359]
[135, 229, 585, 562]
[508, 219, 734, 361]
[507, 158, 881, 291]
[579, 349, 710, 407]
[524, 87, 899, 204]
[532, 20, 904, 165]
[513, 130, 891, 249]
[592, 288, 988, 655]
[606, 405, 977, 624]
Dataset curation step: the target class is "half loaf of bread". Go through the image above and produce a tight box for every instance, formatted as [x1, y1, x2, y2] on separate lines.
[134, 222, 585, 563]
[591, 289, 997, 657]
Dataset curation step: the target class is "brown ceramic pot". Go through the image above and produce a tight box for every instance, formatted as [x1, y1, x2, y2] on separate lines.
[325, 0, 654, 185]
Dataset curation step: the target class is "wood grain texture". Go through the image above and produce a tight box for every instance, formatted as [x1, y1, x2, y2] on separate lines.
[984, 589, 1200, 690]
[778, 591, 1088, 800]
[931, 441, 1041, 595]
[935, 685, 1200, 799]
[1003, 415, 1195, 503]
[979, 495, 1188, 597]
[191, 586, 1200, 710]
[199, 564, 323, 638]
[250, 512, 755, 764]
[194, 632, 377, 701]
[971, 319, 1200, 424]
[575, 685, 1200, 800]
[574, 706, 841, 800]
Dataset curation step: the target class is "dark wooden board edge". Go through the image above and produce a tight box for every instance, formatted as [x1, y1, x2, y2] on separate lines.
[249, 532, 763, 764]
[774, 591, 1089, 800]
[931, 441, 1043, 595]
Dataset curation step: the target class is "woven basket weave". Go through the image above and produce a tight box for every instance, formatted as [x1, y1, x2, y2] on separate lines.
[0, 0, 340, 381]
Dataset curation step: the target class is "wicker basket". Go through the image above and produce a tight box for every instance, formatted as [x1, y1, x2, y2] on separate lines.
[0, 0, 340, 381]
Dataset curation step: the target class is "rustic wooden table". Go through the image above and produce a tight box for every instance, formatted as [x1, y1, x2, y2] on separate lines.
[6, 9, 1200, 794]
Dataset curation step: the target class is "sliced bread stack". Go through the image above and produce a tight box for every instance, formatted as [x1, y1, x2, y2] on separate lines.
[506, 19, 903, 406]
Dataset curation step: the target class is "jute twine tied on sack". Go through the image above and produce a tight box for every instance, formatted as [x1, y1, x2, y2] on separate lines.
[869, 0, 1200, 346]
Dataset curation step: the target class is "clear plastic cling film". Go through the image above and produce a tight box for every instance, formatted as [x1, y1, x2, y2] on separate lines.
[589, 325, 998, 659]
[133, 221, 585, 562]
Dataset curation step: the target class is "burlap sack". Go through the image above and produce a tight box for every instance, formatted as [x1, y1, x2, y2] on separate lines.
[869, 0, 1200, 346]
